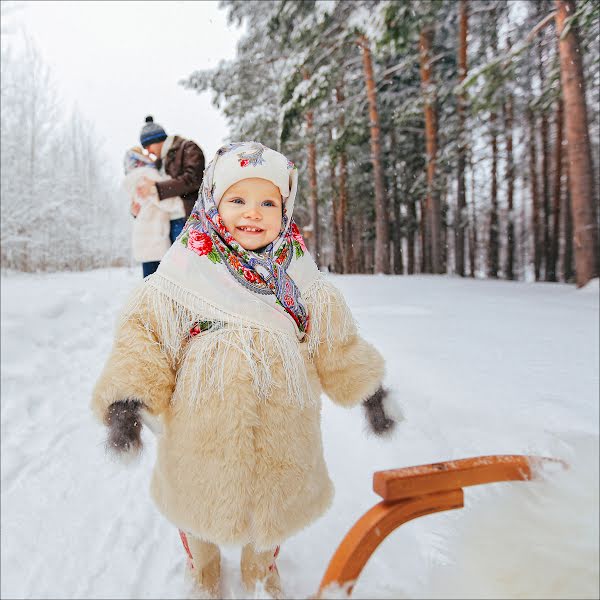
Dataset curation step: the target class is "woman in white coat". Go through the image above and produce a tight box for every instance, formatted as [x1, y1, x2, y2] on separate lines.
[123, 147, 186, 277]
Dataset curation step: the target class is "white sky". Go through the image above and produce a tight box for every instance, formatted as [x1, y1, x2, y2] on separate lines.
[4, 0, 243, 184]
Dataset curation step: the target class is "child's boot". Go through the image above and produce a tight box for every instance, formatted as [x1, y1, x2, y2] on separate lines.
[241, 543, 283, 599]
[180, 531, 221, 599]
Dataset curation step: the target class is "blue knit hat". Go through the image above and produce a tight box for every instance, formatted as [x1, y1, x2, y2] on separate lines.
[140, 115, 167, 148]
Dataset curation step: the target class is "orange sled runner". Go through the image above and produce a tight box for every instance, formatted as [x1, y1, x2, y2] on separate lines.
[317, 454, 564, 597]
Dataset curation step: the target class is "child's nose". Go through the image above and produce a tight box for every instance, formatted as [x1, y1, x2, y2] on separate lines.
[243, 205, 262, 219]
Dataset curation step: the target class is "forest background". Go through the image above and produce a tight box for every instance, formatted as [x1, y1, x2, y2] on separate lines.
[1, 0, 599, 288]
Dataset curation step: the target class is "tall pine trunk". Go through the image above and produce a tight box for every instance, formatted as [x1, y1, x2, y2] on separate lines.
[455, 0, 468, 277]
[537, 43, 552, 280]
[555, 0, 599, 286]
[336, 84, 350, 274]
[563, 162, 574, 282]
[419, 25, 442, 273]
[407, 144, 417, 274]
[328, 127, 342, 273]
[389, 126, 403, 274]
[304, 69, 320, 264]
[358, 34, 389, 274]
[407, 193, 416, 274]
[528, 105, 542, 280]
[504, 89, 515, 280]
[547, 96, 564, 281]
[419, 196, 427, 273]
[488, 109, 499, 278]
[468, 150, 478, 277]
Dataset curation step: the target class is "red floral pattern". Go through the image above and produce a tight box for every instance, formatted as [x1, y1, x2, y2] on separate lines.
[243, 268, 262, 284]
[188, 230, 213, 256]
[275, 246, 288, 265]
[290, 222, 307, 252]
[215, 214, 229, 237]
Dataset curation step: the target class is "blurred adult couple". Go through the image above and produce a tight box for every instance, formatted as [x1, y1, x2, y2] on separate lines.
[123, 116, 205, 278]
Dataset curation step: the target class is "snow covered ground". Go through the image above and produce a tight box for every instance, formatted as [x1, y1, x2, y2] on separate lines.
[1, 269, 598, 599]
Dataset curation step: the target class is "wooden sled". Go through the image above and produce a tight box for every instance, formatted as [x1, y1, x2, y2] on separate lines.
[317, 454, 564, 598]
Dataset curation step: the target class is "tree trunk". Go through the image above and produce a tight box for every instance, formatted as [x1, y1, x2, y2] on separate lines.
[339, 150, 350, 273]
[419, 196, 427, 273]
[555, 0, 599, 286]
[468, 150, 477, 278]
[528, 106, 541, 280]
[389, 127, 403, 274]
[440, 181, 448, 272]
[419, 25, 442, 274]
[357, 34, 389, 274]
[304, 70, 320, 265]
[335, 84, 350, 274]
[563, 166, 574, 282]
[488, 109, 499, 279]
[504, 83, 515, 280]
[407, 193, 416, 274]
[537, 43, 552, 280]
[547, 96, 563, 282]
[347, 216, 357, 273]
[455, 0, 468, 277]
[328, 127, 341, 273]
[407, 149, 417, 274]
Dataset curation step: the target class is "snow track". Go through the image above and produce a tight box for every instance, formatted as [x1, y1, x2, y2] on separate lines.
[1, 269, 598, 598]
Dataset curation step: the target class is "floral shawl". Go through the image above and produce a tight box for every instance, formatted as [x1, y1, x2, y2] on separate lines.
[176, 142, 310, 336]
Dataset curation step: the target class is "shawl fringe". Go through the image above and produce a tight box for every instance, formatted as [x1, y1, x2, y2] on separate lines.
[116, 273, 356, 408]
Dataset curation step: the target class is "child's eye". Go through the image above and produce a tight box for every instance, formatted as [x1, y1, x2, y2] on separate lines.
[262, 200, 277, 207]
[229, 198, 244, 204]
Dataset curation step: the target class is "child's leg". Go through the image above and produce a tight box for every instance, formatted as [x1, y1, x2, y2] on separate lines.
[241, 544, 282, 598]
[179, 530, 221, 595]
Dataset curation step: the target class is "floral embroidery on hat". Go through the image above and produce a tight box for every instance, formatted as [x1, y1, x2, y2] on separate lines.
[237, 144, 266, 167]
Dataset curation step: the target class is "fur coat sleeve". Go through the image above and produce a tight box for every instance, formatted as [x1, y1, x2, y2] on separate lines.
[91, 288, 175, 424]
[307, 279, 385, 408]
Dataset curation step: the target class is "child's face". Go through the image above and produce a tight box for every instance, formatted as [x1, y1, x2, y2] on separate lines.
[219, 178, 283, 250]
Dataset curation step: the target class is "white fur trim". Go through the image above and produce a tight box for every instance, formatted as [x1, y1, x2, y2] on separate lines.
[420, 434, 598, 599]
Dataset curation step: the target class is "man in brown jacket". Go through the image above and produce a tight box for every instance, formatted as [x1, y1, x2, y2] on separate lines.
[136, 116, 205, 243]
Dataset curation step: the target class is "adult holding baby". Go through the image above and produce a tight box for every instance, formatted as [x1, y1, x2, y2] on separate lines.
[134, 116, 206, 244]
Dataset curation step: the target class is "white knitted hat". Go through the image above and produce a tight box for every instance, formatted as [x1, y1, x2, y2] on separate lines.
[212, 142, 297, 216]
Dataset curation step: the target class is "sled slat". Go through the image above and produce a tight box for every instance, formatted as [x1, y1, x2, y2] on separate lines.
[373, 455, 558, 501]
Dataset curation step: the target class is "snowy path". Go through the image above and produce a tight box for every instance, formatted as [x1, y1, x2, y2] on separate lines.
[1, 269, 598, 599]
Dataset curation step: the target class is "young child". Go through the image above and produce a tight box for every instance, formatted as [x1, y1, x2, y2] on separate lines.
[122, 146, 186, 277]
[93, 142, 399, 598]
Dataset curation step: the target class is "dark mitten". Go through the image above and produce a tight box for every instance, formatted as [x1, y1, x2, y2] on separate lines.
[362, 386, 396, 436]
[105, 399, 144, 455]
